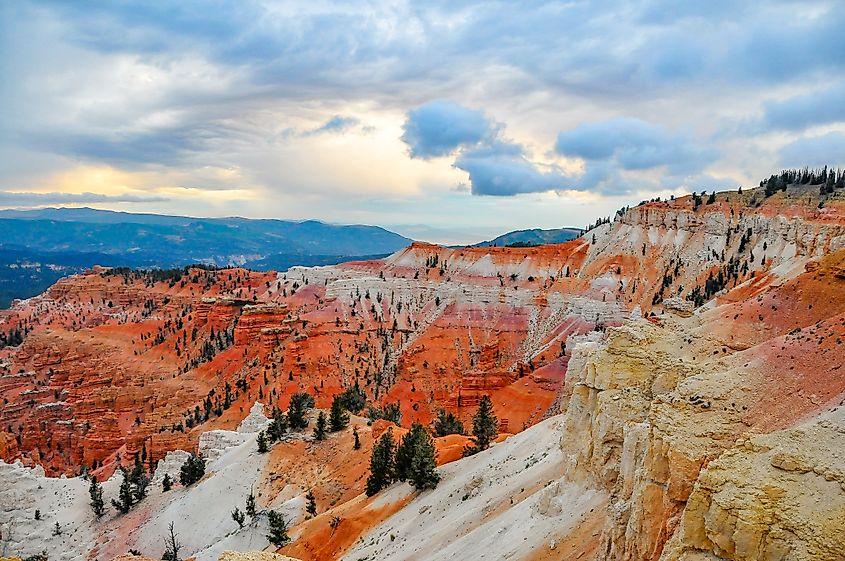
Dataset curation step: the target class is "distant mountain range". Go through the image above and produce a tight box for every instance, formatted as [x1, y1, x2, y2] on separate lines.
[0, 207, 413, 307]
[472, 227, 583, 247]
[0, 208, 586, 307]
[0, 207, 411, 263]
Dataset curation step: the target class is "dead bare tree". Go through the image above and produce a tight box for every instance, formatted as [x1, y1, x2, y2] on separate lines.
[163, 521, 182, 561]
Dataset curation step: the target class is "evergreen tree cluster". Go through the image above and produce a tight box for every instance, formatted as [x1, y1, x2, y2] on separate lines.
[353, 425, 361, 450]
[184, 384, 238, 429]
[433, 409, 465, 437]
[257, 430, 269, 453]
[337, 383, 367, 413]
[329, 395, 350, 432]
[366, 428, 396, 496]
[760, 167, 845, 197]
[231, 507, 245, 528]
[366, 402, 402, 424]
[267, 407, 289, 441]
[395, 423, 440, 490]
[110, 459, 150, 515]
[686, 254, 749, 307]
[314, 411, 328, 440]
[366, 423, 440, 496]
[179, 454, 206, 486]
[266, 510, 290, 546]
[0, 327, 26, 349]
[246, 490, 256, 517]
[188, 325, 236, 371]
[585, 216, 611, 232]
[305, 490, 317, 517]
[259, 393, 316, 452]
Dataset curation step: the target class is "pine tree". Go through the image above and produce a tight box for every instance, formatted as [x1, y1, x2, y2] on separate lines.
[329, 395, 349, 432]
[288, 392, 314, 430]
[353, 425, 361, 450]
[246, 490, 256, 517]
[433, 409, 464, 436]
[231, 507, 245, 528]
[257, 430, 269, 453]
[366, 428, 396, 496]
[305, 490, 317, 517]
[314, 411, 327, 440]
[89, 475, 105, 517]
[266, 510, 290, 546]
[267, 408, 288, 442]
[394, 422, 440, 490]
[395, 422, 423, 481]
[463, 395, 498, 456]
[408, 426, 440, 490]
[179, 454, 206, 486]
[162, 473, 173, 492]
[111, 467, 134, 514]
[130, 456, 149, 502]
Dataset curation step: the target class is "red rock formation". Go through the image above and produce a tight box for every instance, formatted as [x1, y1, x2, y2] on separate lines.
[1, 186, 843, 481]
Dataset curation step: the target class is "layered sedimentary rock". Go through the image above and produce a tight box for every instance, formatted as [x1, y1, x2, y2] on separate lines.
[0, 185, 844, 561]
[551, 247, 845, 560]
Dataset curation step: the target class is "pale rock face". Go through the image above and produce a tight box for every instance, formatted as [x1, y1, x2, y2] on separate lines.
[340, 416, 607, 561]
[662, 408, 845, 561]
[152, 449, 192, 485]
[0, 460, 94, 561]
[237, 402, 271, 434]
[558, 320, 704, 560]
[217, 552, 301, 561]
[662, 297, 694, 317]
[552, 306, 845, 561]
[197, 402, 269, 463]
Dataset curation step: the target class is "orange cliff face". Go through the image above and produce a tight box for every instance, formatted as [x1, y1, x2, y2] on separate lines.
[1, 185, 844, 478]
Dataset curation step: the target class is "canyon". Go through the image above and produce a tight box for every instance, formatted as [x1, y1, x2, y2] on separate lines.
[1, 182, 844, 561]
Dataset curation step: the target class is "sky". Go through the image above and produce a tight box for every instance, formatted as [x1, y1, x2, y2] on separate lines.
[1, 1, 844, 244]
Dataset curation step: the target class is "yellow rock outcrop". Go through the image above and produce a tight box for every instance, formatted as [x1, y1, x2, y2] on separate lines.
[661, 408, 845, 561]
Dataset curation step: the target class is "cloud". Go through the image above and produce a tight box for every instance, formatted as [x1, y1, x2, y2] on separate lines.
[399, 102, 568, 196]
[779, 132, 845, 168]
[401, 101, 498, 159]
[24, 129, 208, 168]
[0, 191, 169, 207]
[761, 87, 845, 132]
[4, 0, 843, 229]
[275, 115, 363, 140]
[402, 106, 718, 197]
[306, 115, 361, 136]
[454, 142, 568, 196]
[555, 118, 716, 175]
